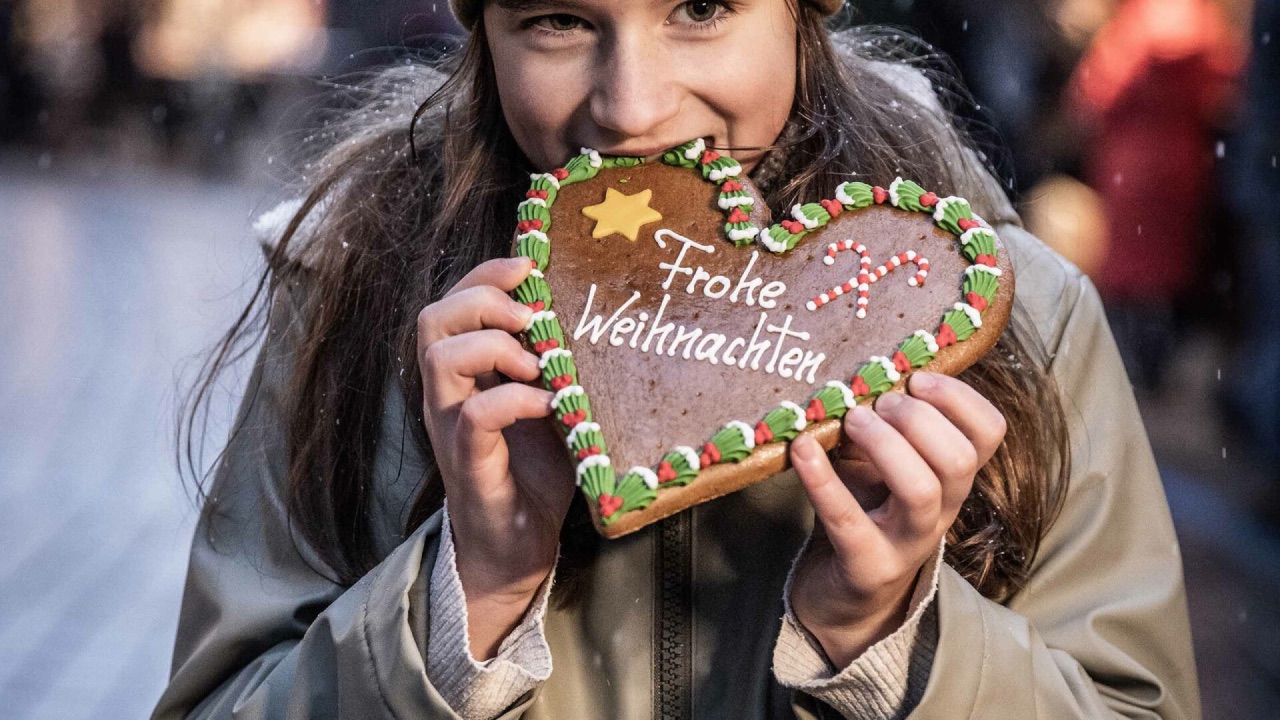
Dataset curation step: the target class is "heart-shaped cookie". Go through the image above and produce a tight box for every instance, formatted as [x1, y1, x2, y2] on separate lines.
[510, 140, 1012, 539]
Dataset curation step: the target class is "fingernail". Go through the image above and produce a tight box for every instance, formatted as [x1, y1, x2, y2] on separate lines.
[875, 392, 904, 412]
[510, 256, 534, 271]
[513, 302, 533, 326]
[846, 405, 874, 427]
[910, 372, 935, 394]
[792, 436, 818, 462]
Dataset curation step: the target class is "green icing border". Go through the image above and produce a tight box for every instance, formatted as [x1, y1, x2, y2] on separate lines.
[510, 142, 1001, 527]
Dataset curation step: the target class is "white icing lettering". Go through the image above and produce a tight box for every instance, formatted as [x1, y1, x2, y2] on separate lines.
[573, 284, 642, 344]
[777, 348, 805, 378]
[729, 251, 763, 305]
[694, 333, 727, 364]
[759, 280, 787, 309]
[610, 318, 636, 347]
[765, 315, 810, 373]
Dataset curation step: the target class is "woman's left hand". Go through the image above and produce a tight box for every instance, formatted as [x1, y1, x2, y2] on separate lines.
[787, 371, 1007, 669]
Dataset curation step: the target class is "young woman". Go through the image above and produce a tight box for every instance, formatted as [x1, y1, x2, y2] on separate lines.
[155, 1, 1199, 718]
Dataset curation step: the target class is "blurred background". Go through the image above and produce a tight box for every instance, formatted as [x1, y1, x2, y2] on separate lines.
[0, 0, 1277, 717]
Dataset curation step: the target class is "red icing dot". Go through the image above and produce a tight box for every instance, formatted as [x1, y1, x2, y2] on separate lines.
[781, 220, 804, 235]
[892, 351, 911, 374]
[657, 461, 678, 483]
[966, 292, 989, 312]
[851, 375, 871, 397]
[919, 192, 939, 207]
[525, 300, 545, 311]
[957, 218, 980, 232]
[806, 398, 826, 421]
[842, 282, 853, 293]
[533, 338, 560, 353]
[526, 189, 548, 200]
[976, 254, 997, 267]
[551, 168, 569, 181]
[727, 207, 749, 224]
[700, 150, 720, 164]
[754, 421, 773, 445]
[721, 179, 743, 192]
[562, 409, 586, 428]
[873, 186, 889, 204]
[937, 323, 958, 347]
[820, 199, 843, 217]
[701, 442, 722, 466]
[517, 219, 543, 234]
[529, 258, 538, 268]
[598, 494, 623, 518]
[550, 374, 573, 390]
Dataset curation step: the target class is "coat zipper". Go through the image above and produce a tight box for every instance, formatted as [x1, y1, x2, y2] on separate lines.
[653, 511, 693, 719]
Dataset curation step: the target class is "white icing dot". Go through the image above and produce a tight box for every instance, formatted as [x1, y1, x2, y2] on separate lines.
[725, 420, 756, 450]
[914, 329, 940, 353]
[826, 380, 855, 408]
[518, 198, 547, 210]
[538, 348, 572, 369]
[965, 264, 1003, 277]
[932, 196, 968, 223]
[959, 227, 996, 246]
[575, 454, 611, 485]
[779, 400, 808, 431]
[889, 177, 904, 207]
[683, 138, 705, 161]
[955, 302, 984, 328]
[552, 386, 586, 413]
[869, 355, 901, 383]
[629, 466, 660, 490]
[530, 172, 561, 190]
[517, 230, 549, 244]
[673, 445, 701, 471]
[525, 310, 556, 332]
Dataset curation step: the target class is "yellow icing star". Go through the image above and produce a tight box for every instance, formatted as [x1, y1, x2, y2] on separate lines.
[581, 188, 663, 241]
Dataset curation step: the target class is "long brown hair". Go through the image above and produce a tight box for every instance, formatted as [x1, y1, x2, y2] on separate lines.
[179, 3, 1068, 606]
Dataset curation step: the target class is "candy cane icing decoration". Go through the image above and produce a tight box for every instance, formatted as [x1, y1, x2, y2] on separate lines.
[808, 240, 930, 318]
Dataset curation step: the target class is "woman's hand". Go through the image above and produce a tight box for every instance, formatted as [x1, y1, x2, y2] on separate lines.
[787, 372, 1007, 669]
[416, 256, 577, 659]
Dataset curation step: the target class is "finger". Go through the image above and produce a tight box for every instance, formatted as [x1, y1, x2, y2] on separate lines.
[789, 435, 883, 556]
[843, 405, 941, 542]
[419, 285, 534, 349]
[872, 392, 977, 518]
[445, 256, 534, 299]
[907, 372, 1007, 467]
[454, 383, 556, 482]
[421, 330, 541, 409]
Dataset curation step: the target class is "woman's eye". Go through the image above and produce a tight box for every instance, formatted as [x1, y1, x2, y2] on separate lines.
[670, 1, 730, 26]
[532, 13, 584, 33]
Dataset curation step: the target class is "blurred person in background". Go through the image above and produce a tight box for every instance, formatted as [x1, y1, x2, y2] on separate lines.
[1223, 0, 1280, 522]
[1067, 0, 1245, 391]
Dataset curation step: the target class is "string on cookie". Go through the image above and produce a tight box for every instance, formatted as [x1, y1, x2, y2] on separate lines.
[807, 240, 930, 318]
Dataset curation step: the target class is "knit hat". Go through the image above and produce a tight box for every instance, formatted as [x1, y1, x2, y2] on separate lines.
[449, 0, 846, 31]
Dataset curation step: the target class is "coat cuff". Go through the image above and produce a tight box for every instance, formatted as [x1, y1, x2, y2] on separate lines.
[426, 500, 557, 720]
[772, 535, 943, 719]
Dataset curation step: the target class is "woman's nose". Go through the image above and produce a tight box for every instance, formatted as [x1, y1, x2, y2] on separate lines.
[588, 35, 681, 139]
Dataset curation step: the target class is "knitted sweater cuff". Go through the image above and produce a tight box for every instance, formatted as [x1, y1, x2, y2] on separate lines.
[772, 535, 944, 719]
[426, 500, 557, 720]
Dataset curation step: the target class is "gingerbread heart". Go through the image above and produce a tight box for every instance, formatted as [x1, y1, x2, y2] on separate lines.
[510, 140, 1012, 538]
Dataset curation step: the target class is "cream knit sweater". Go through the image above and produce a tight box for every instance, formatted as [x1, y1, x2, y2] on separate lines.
[427, 501, 942, 719]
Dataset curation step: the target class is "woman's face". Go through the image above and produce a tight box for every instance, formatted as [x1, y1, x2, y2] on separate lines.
[484, 0, 797, 173]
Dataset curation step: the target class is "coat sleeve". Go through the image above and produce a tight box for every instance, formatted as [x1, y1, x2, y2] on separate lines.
[151, 275, 547, 720]
[907, 229, 1200, 719]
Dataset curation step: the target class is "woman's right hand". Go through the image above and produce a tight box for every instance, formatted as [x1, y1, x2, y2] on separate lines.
[416, 256, 577, 658]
